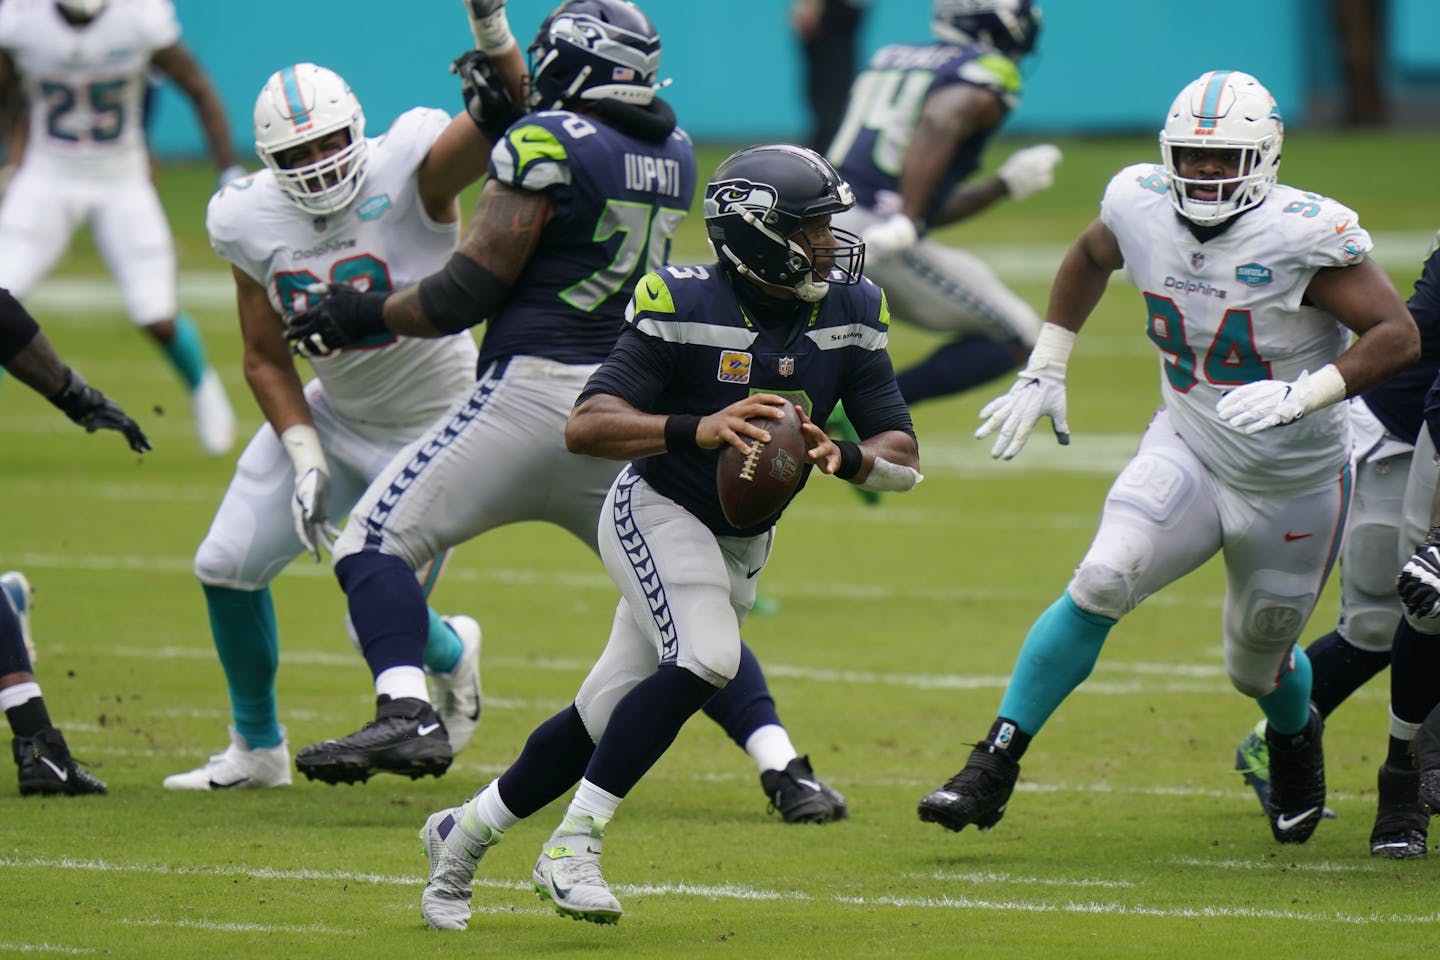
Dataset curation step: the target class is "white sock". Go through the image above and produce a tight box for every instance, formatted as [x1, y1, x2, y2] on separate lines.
[557, 778, 622, 836]
[744, 723, 797, 773]
[0, 681, 41, 712]
[375, 665, 429, 703]
[466, 780, 520, 836]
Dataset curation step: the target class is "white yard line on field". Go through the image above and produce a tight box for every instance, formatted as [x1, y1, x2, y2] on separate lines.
[0, 945, 96, 956]
[115, 918, 353, 936]
[1, 856, 1434, 926]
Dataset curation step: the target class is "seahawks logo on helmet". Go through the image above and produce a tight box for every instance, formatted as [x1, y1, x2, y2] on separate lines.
[704, 179, 780, 226]
[554, 14, 607, 52]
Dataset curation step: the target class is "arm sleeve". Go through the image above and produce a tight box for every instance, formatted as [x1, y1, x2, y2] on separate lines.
[841, 347, 915, 440]
[576, 321, 673, 410]
[0, 287, 40, 366]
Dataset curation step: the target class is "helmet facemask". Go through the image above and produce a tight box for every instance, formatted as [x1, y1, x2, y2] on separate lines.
[254, 64, 369, 217]
[1159, 70, 1282, 226]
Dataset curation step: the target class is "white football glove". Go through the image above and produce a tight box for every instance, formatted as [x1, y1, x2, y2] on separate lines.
[862, 212, 919, 260]
[292, 465, 340, 561]
[975, 323, 1075, 460]
[997, 144, 1062, 201]
[280, 424, 339, 561]
[1398, 544, 1440, 621]
[1215, 365, 1347, 435]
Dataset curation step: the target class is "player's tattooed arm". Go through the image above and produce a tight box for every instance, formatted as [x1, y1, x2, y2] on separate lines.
[383, 180, 551, 337]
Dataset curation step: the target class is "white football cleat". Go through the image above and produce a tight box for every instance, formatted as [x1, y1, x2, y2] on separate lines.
[1, 571, 35, 665]
[432, 616, 482, 754]
[420, 805, 495, 931]
[163, 727, 291, 790]
[191, 368, 237, 457]
[532, 817, 621, 924]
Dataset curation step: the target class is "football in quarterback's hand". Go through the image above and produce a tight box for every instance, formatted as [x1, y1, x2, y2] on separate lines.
[717, 399, 806, 528]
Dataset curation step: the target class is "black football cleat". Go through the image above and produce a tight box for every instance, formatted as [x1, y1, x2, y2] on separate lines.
[296, 695, 452, 785]
[1415, 704, 1440, 813]
[760, 755, 849, 824]
[918, 742, 1019, 832]
[1369, 762, 1429, 859]
[14, 727, 107, 797]
[1264, 706, 1326, 844]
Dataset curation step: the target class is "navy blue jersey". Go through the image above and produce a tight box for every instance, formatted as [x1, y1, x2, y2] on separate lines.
[479, 109, 696, 368]
[826, 41, 1021, 225]
[580, 265, 913, 536]
[1377, 240, 1440, 443]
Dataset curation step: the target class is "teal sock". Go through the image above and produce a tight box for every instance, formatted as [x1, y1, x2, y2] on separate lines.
[997, 592, 1115, 735]
[1258, 644, 1313, 735]
[203, 584, 283, 748]
[424, 608, 462, 674]
[159, 313, 208, 390]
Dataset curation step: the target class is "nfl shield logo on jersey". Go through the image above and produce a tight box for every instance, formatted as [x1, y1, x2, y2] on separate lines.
[1190, 251, 1205, 270]
[778, 356, 795, 377]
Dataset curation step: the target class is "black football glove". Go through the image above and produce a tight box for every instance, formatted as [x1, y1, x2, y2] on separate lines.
[450, 49, 521, 143]
[1398, 543, 1440, 621]
[285, 283, 390, 358]
[48, 368, 152, 453]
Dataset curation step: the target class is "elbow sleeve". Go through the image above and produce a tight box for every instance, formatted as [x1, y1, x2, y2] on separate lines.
[417, 252, 511, 335]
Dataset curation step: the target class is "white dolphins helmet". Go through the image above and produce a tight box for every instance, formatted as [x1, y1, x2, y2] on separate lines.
[253, 63, 368, 216]
[1159, 69, 1283, 225]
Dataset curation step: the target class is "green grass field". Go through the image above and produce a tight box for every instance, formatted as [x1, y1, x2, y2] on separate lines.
[3, 132, 1440, 959]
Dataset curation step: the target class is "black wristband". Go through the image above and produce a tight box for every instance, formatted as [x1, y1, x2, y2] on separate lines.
[664, 414, 701, 452]
[834, 439, 863, 480]
[1425, 524, 1440, 547]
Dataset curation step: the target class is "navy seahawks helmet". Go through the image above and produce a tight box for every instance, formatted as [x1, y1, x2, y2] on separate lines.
[932, 0, 1042, 57]
[527, 0, 663, 110]
[704, 144, 865, 303]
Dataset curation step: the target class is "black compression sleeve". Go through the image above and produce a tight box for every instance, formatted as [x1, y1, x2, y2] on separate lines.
[417, 252, 511, 335]
[0, 287, 40, 366]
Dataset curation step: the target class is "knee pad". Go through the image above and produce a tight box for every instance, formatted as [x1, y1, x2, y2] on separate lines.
[1227, 590, 1314, 697]
[1339, 607, 1400, 653]
[1343, 518, 1402, 597]
[194, 531, 268, 591]
[1069, 561, 1136, 621]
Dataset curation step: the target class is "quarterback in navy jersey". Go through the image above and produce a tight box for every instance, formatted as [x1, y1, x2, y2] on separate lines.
[411, 143, 919, 928]
[584, 252, 911, 535]
[285, 1, 848, 838]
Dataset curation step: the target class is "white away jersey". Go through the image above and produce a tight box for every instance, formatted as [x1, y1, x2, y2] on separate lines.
[207, 107, 477, 430]
[1101, 163, 1370, 493]
[0, 0, 179, 178]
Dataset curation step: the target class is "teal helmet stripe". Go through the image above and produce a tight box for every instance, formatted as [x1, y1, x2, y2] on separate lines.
[1197, 69, 1233, 129]
[280, 65, 311, 130]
